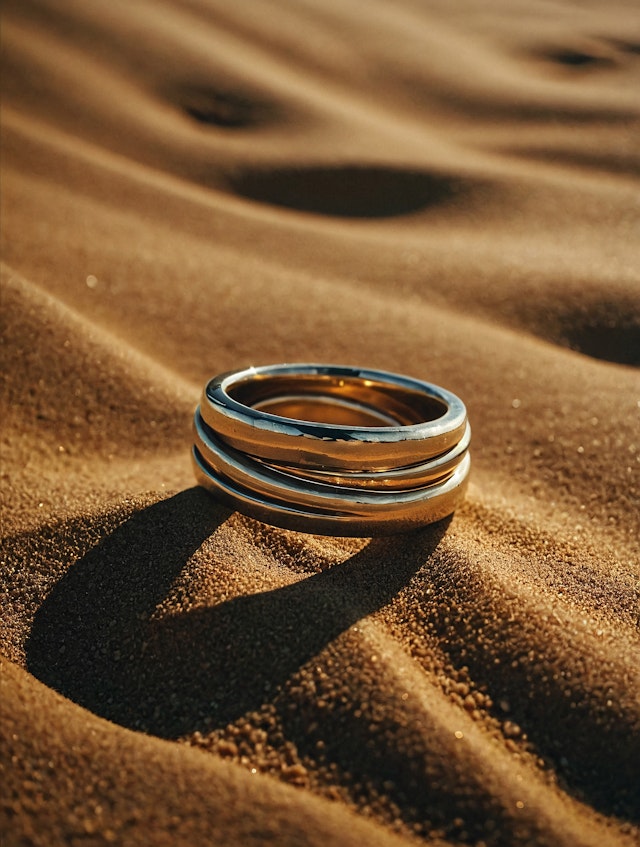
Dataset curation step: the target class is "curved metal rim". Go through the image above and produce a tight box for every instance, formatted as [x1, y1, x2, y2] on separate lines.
[200, 364, 468, 469]
[192, 444, 470, 531]
[195, 408, 470, 494]
[206, 364, 466, 440]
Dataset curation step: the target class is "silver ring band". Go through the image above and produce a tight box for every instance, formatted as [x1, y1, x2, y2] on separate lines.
[199, 364, 468, 469]
[192, 364, 470, 535]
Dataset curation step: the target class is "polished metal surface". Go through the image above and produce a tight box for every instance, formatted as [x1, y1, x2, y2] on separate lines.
[193, 364, 470, 535]
[199, 364, 467, 470]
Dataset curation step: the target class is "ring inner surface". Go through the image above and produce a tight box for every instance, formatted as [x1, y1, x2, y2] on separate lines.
[253, 395, 399, 427]
[228, 375, 448, 427]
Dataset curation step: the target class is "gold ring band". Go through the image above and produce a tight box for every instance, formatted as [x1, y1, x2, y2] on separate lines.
[192, 364, 470, 535]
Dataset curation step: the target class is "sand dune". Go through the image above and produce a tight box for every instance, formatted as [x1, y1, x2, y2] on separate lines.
[2, 1, 639, 845]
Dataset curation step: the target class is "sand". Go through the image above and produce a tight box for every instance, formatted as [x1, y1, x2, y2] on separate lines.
[1, 0, 639, 844]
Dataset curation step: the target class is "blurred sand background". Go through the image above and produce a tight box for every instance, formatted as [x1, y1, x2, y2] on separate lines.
[1, 1, 639, 844]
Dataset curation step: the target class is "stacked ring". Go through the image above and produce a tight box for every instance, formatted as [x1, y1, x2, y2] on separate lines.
[192, 364, 470, 535]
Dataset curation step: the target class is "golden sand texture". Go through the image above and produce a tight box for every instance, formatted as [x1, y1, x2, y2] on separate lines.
[1, 1, 639, 845]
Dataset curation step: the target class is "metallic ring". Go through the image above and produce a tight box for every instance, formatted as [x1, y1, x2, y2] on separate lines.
[193, 364, 470, 535]
[199, 364, 467, 470]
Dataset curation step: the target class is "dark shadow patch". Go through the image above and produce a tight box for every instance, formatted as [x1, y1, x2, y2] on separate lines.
[27, 489, 448, 739]
[561, 325, 640, 366]
[555, 307, 640, 366]
[227, 165, 469, 218]
[172, 83, 279, 128]
[544, 47, 615, 68]
[497, 294, 640, 367]
[528, 37, 619, 72]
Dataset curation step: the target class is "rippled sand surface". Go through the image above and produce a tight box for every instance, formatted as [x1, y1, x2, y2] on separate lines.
[1, 1, 639, 845]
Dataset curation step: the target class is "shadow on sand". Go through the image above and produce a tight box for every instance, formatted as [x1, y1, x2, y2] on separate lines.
[28, 487, 449, 738]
